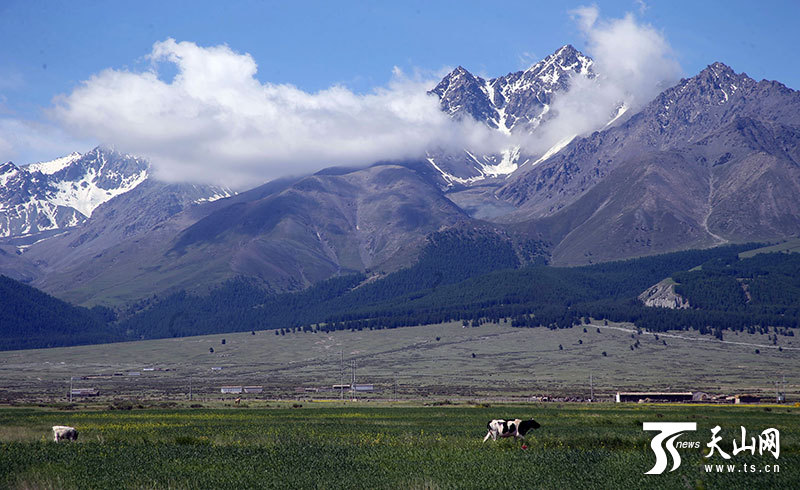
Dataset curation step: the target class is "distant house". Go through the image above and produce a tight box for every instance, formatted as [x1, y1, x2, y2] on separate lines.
[70, 388, 99, 397]
[243, 386, 263, 394]
[615, 392, 693, 403]
[220, 386, 242, 394]
[353, 384, 374, 392]
[734, 394, 760, 404]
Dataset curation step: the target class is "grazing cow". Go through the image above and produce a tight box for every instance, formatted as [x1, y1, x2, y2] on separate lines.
[483, 418, 540, 442]
[52, 425, 78, 442]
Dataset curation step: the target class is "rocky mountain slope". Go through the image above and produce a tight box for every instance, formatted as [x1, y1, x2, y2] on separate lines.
[639, 278, 691, 309]
[30, 163, 472, 305]
[426, 45, 593, 183]
[0, 147, 231, 286]
[0, 148, 147, 238]
[0, 147, 230, 242]
[431, 45, 593, 134]
[2, 55, 800, 306]
[499, 63, 800, 217]
[498, 63, 800, 264]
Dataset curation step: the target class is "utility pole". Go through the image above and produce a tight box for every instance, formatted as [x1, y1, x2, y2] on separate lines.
[189, 375, 193, 401]
[394, 372, 398, 402]
[777, 374, 787, 403]
[69, 376, 73, 403]
[340, 350, 344, 401]
[784, 374, 787, 403]
[590, 373, 594, 402]
[351, 360, 356, 400]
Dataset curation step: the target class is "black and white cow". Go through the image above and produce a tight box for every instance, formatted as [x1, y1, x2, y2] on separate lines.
[483, 418, 540, 442]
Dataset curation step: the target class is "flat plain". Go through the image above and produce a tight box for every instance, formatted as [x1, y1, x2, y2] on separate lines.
[0, 321, 797, 402]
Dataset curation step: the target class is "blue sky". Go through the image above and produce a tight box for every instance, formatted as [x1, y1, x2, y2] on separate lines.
[0, 0, 798, 180]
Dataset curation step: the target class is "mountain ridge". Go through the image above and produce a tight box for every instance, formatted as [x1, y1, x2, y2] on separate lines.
[0, 147, 231, 241]
[425, 44, 594, 184]
[2, 56, 800, 305]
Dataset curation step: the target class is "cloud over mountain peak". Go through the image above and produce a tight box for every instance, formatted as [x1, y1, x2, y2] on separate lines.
[52, 39, 504, 189]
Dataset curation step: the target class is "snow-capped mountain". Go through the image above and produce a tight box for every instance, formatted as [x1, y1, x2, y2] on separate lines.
[431, 44, 593, 134]
[3, 56, 800, 307]
[0, 161, 88, 239]
[0, 147, 231, 239]
[494, 62, 800, 264]
[426, 45, 593, 184]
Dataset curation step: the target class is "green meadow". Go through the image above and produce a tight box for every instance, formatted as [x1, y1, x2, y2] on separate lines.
[0, 403, 797, 489]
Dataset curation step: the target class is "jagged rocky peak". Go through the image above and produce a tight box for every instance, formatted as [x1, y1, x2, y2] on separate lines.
[655, 62, 753, 114]
[0, 162, 25, 197]
[0, 160, 16, 171]
[522, 44, 593, 81]
[25, 146, 149, 184]
[25, 151, 82, 175]
[694, 62, 750, 97]
[430, 66, 484, 95]
[429, 66, 497, 126]
[0, 146, 232, 240]
[644, 60, 800, 143]
[429, 44, 594, 134]
[20, 146, 150, 218]
[423, 45, 595, 186]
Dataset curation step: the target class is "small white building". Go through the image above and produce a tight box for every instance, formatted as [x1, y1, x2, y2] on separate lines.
[70, 388, 99, 396]
[220, 386, 242, 394]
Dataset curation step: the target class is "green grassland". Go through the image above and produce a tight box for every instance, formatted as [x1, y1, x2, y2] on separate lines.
[1, 321, 797, 402]
[0, 403, 797, 489]
[738, 238, 800, 259]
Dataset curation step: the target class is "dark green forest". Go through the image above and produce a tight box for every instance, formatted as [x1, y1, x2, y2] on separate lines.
[0, 276, 119, 350]
[2, 232, 799, 351]
[116, 235, 797, 343]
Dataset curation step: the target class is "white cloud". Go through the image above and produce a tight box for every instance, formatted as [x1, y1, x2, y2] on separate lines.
[519, 5, 682, 155]
[42, 11, 681, 187]
[51, 39, 504, 188]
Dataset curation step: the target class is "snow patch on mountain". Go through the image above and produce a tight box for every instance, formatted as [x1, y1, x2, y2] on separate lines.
[0, 147, 230, 239]
[428, 45, 595, 185]
[194, 187, 235, 203]
[426, 156, 486, 186]
[604, 103, 629, 128]
[473, 146, 520, 176]
[25, 152, 82, 175]
[0, 163, 19, 187]
[529, 134, 576, 167]
[50, 167, 148, 217]
[427, 146, 522, 187]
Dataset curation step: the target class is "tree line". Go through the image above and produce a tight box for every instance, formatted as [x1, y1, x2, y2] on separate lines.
[3, 232, 798, 350]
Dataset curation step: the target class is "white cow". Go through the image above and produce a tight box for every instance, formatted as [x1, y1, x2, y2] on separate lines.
[52, 425, 78, 442]
[483, 418, 540, 442]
